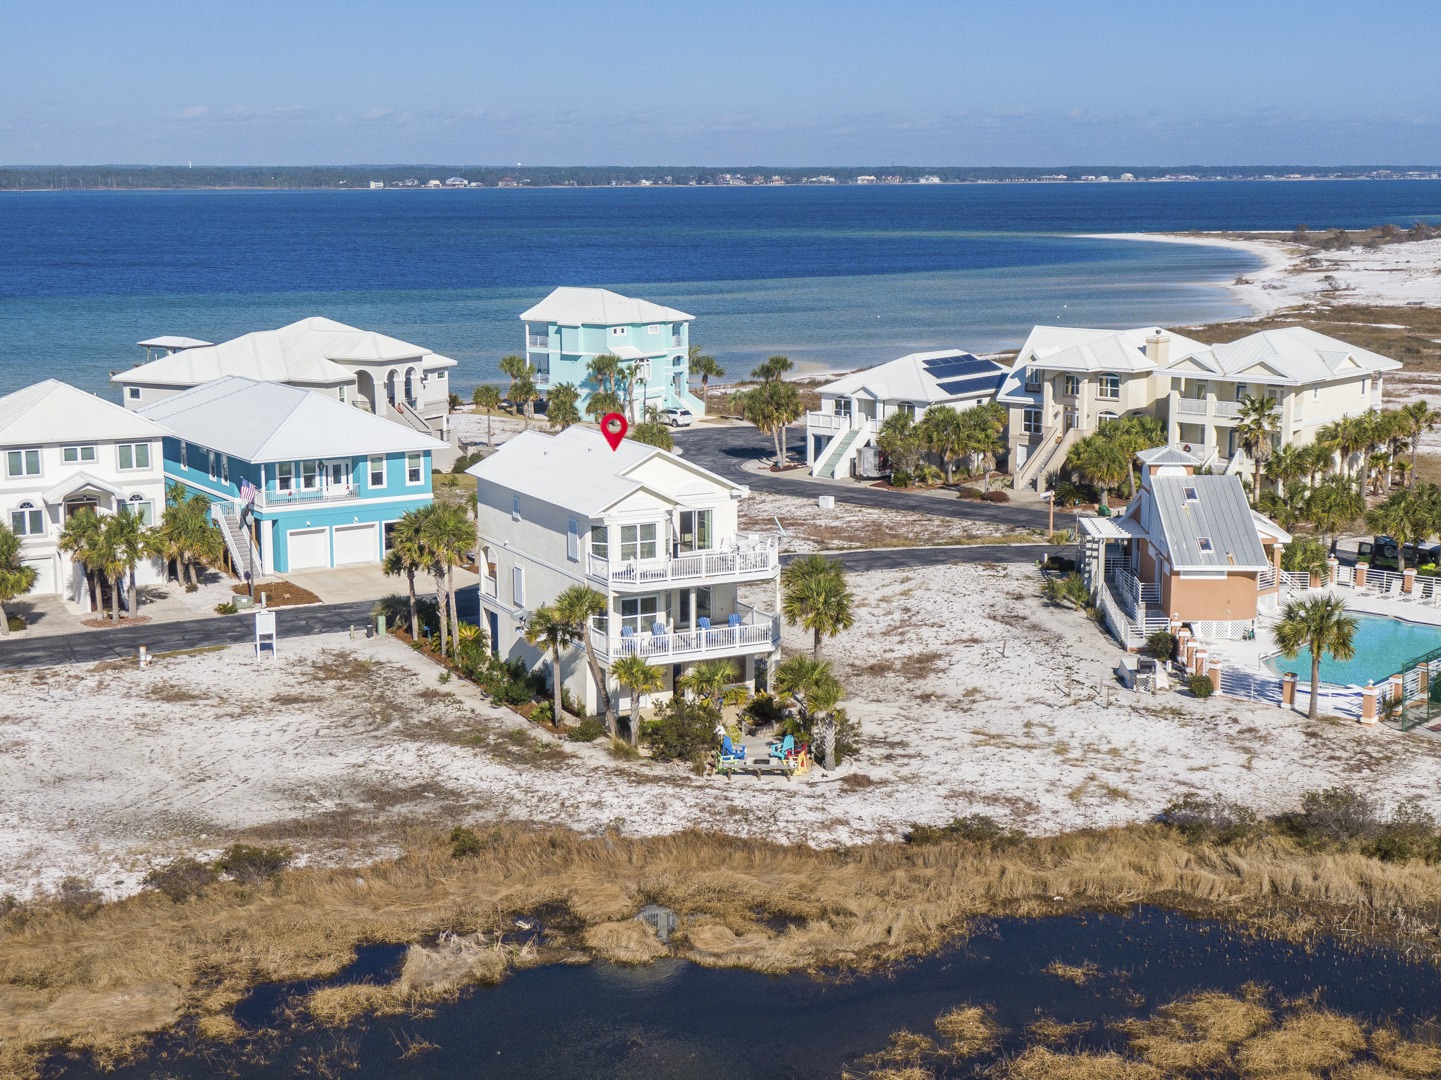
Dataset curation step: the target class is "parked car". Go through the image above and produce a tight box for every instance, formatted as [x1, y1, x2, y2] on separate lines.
[1356, 535, 1441, 571]
[662, 407, 693, 427]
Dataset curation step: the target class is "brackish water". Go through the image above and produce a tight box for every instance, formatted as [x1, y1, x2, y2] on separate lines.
[3, 180, 1440, 397]
[53, 908, 1441, 1079]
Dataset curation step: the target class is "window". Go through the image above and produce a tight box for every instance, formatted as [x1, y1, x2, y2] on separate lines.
[406, 452, 423, 484]
[179, 442, 188, 470]
[1064, 375, 1079, 397]
[678, 509, 713, 553]
[1021, 408, 1043, 436]
[368, 455, 385, 487]
[127, 387, 141, 400]
[1313, 387, 1320, 401]
[647, 323, 661, 335]
[678, 587, 712, 627]
[1023, 368, 1041, 392]
[621, 595, 661, 635]
[1234, 383, 1248, 401]
[338, 386, 346, 403]
[590, 524, 608, 560]
[1097, 373, 1121, 400]
[118, 442, 151, 471]
[1184, 486, 1199, 502]
[567, 517, 580, 562]
[671, 322, 683, 338]
[620, 522, 658, 562]
[10, 502, 42, 536]
[1197, 536, 1214, 554]
[221, 455, 229, 484]
[277, 462, 294, 492]
[62, 446, 97, 464]
[301, 460, 319, 490]
[1361, 378, 1369, 396]
[6, 449, 40, 477]
[383, 521, 398, 552]
[610, 326, 627, 337]
[512, 565, 525, 607]
[833, 397, 852, 418]
[127, 494, 154, 526]
[512, 495, 521, 522]
[897, 402, 916, 419]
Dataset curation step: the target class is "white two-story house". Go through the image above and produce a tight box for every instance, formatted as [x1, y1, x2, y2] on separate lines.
[804, 349, 1008, 479]
[0, 380, 168, 604]
[468, 427, 781, 715]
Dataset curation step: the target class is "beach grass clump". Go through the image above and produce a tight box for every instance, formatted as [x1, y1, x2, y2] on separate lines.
[1000, 1046, 1161, 1080]
[1042, 960, 1099, 985]
[1235, 1008, 1367, 1075]
[933, 1004, 1001, 1057]
[1125, 990, 1272, 1071]
[1370, 1028, 1441, 1076]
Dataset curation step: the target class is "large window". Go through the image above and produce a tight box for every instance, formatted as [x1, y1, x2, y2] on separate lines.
[896, 402, 916, 419]
[62, 445, 97, 464]
[117, 442, 151, 470]
[832, 397, 852, 418]
[277, 462, 294, 492]
[406, 453, 423, 484]
[566, 517, 579, 562]
[1021, 408, 1043, 436]
[368, 455, 385, 487]
[621, 595, 661, 635]
[10, 502, 43, 536]
[6, 449, 40, 478]
[127, 494, 154, 525]
[1097, 373, 1121, 400]
[678, 509, 712, 553]
[1023, 368, 1042, 393]
[590, 524, 608, 560]
[300, 460, 319, 490]
[1064, 375, 1079, 397]
[620, 522, 658, 562]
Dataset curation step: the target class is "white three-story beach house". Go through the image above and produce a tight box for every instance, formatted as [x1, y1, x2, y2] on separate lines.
[468, 427, 781, 715]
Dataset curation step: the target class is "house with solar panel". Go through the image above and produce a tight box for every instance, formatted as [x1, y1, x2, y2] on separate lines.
[805, 350, 1009, 479]
[520, 288, 703, 419]
[139, 376, 445, 576]
[1077, 446, 1290, 648]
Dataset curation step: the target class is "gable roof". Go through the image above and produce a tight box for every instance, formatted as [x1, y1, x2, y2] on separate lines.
[1162, 326, 1400, 385]
[138, 376, 445, 462]
[820, 350, 1006, 404]
[467, 426, 740, 517]
[1136, 445, 1200, 468]
[0, 380, 167, 446]
[519, 287, 694, 326]
[997, 326, 1207, 404]
[1148, 473, 1269, 571]
[113, 317, 457, 390]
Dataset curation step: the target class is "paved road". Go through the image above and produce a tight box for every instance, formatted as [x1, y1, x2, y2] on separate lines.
[1, 544, 1047, 670]
[676, 423, 1055, 531]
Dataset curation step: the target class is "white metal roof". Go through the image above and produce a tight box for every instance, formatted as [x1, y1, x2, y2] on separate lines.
[467, 426, 740, 517]
[41, 471, 129, 504]
[138, 376, 446, 463]
[1162, 326, 1401, 386]
[114, 317, 457, 389]
[0, 379, 168, 446]
[136, 336, 214, 350]
[996, 326, 1207, 404]
[819, 350, 1005, 404]
[519, 287, 694, 327]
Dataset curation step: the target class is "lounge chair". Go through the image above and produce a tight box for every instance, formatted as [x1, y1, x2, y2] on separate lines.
[728, 613, 742, 627]
[653, 621, 666, 636]
[768, 733, 796, 760]
[697, 616, 710, 629]
[717, 735, 747, 776]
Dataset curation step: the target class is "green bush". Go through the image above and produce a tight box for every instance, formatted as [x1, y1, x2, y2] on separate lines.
[743, 691, 786, 728]
[478, 657, 544, 706]
[1366, 800, 1441, 863]
[531, 700, 555, 726]
[450, 451, 483, 474]
[888, 469, 913, 488]
[1187, 674, 1214, 699]
[215, 843, 292, 885]
[1158, 794, 1262, 845]
[642, 696, 720, 764]
[906, 814, 1025, 848]
[1146, 630, 1176, 660]
[214, 601, 238, 615]
[143, 857, 218, 902]
[914, 463, 944, 486]
[1280, 786, 1382, 850]
[561, 687, 584, 718]
[450, 825, 484, 858]
[566, 716, 607, 742]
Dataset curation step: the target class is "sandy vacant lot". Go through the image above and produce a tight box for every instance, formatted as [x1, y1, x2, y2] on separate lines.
[737, 489, 1040, 552]
[4, 563, 1437, 901]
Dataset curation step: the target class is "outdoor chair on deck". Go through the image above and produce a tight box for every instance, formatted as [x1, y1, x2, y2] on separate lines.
[653, 621, 666, 637]
[717, 735, 747, 776]
[768, 733, 796, 760]
[728, 613, 742, 627]
[698, 617, 711, 630]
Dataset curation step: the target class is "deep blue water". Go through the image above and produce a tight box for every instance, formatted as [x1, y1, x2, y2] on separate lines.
[53, 908, 1441, 1079]
[2, 181, 1439, 398]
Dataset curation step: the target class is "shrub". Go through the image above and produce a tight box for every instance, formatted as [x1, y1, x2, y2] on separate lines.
[561, 687, 584, 718]
[450, 825, 484, 858]
[1146, 630, 1176, 660]
[215, 843, 292, 885]
[143, 857, 218, 902]
[6, 615, 24, 632]
[1040, 555, 1076, 574]
[1158, 794, 1262, 845]
[1366, 800, 1441, 863]
[744, 691, 786, 728]
[1187, 674, 1214, 699]
[906, 814, 1025, 848]
[184, 583, 199, 593]
[889, 470, 913, 488]
[607, 738, 641, 761]
[438, 671, 452, 685]
[52, 876, 103, 918]
[450, 451, 483, 474]
[1281, 786, 1383, 850]
[956, 486, 983, 499]
[214, 601, 238, 615]
[478, 657, 544, 706]
[531, 700, 555, 726]
[914, 463, 944, 486]
[979, 490, 1010, 503]
[565, 716, 607, 742]
[642, 696, 720, 764]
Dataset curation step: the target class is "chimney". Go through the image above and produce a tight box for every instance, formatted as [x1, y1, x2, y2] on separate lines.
[1145, 331, 1171, 367]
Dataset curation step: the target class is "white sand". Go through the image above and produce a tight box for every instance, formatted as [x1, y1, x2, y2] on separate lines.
[6, 563, 1437, 902]
[737, 489, 1038, 552]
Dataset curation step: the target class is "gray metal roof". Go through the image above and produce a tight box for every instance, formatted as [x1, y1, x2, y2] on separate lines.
[1150, 474, 1269, 571]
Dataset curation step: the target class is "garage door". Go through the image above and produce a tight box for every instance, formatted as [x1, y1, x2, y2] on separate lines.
[286, 528, 330, 571]
[23, 558, 54, 596]
[332, 523, 378, 566]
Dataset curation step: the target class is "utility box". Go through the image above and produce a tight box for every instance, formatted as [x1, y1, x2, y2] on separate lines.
[817, 495, 835, 510]
[856, 446, 884, 479]
[234, 594, 254, 610]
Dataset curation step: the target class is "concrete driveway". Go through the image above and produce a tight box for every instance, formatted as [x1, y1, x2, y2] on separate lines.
[282, 564, 480, 604]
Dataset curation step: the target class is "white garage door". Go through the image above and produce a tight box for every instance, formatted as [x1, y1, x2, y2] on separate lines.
[332, 523, 378, 566]
[24, 558, 55, 596]
[286, 528, 330, 571]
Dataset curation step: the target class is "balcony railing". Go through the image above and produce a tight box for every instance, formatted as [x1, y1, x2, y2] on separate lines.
[591, 603, 778, 662]
[588, 536, 779, 586]
[527, 334, 550, 349]
[1176, 397, 1208, 415]
[258, 485, 361, 509]
[1213, 400, 1243, 418]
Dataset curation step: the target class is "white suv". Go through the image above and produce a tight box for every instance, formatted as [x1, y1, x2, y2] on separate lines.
[662, 407, 694, 427]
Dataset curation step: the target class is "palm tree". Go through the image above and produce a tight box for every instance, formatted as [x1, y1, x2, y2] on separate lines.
[554, 584, 616, 734]
[678, 657, 734, 711]
[629, 420, 674, 451]
[104, 508, 148, 617]
[612, 654, 664, 745]
[781, 554, 855, 660]
[919, 406, 966, 484]
[58, 508, 103, 612]
[774, 654, 844, 769]
[584, 389, 626, 422]
[382, 510, 427, 636]
[93, 517, 126, 623]
[1273, 594, 1358, 720]
[156, 485, 223, 588]
[524, 604, 579, 725]
[751, 355, 793, 383]
[498, 355, 528, 402]
[1366, 485, 1441, 571]
[1267, 443, 1307, 498]
[472, 384, 503, 445]
[1306, 476, 1366, 555]
[1235, 395, 1280, 506]
[546, 383, 581, 430]
[739, 381, 802, 467]
[1280, 535, 1330, 584]
[1065, 433, 1129, 510]
[1098, 414, 1166, 496]
[1300, 442, 1333, 489]
[420, 502, 473, 657]
[689, 351, 724, 408]
[1401, 400, 1440, 487]
[512, 372, 539, 430]
[586, 353, 623, 398]
[0, 524, 37, 635]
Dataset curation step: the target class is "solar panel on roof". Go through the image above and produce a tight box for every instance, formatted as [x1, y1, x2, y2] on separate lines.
[935, 374, 1006, 396]
[921, 353, 988, 380]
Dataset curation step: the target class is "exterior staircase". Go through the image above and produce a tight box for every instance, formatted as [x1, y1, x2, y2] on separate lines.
[1224, 446, 1248, 476]
[811, 426, 866, 479]
[393, 399, 436, 435]
[213, 504, 259, 582]
[1016, 426, 1080, 493]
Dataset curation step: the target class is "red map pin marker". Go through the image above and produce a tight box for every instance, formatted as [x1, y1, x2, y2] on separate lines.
[601, 412, 628, 451]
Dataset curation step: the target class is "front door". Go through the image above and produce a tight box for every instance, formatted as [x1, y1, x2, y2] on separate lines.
[326, 460, 351, 494]
[64, 498, 98, 522]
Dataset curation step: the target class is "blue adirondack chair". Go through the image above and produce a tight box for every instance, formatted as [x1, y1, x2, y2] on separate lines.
[768, 733, 795, 760]
[718, 734, 747, 776]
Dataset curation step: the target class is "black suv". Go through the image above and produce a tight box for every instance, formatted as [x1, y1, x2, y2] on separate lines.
[1356, 535, 1441, 571]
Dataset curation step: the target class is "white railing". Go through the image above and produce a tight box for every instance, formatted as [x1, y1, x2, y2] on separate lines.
[1258, 567, 1277, 590]
[588, 538, 779, 585]
[1214, 400, 1243, 418]
[1169, 443, 1219, 471]
[527, 335, 550, 349]
[1107, 564, 1160, 609]
[672, 335, 683, 347]
[259, 486, 360, 508]
[1364, 568, 1404, 594]
[1280, 570, 1311, 590]
[593, 604, 778, 661]
[806, 409, 851, 435]
[482, 575, 497, 598]
[1415, 574, 1441, 600]
[1176, 397, 1209, 415]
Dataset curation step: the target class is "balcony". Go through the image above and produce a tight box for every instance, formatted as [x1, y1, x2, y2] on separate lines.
[587, 535, 779, 589]
[1213, 399, 1243, 419]
[258, 485, 360, 509]
[1176, 397, 1209, 416]
[527, 334, 551, 349]
[591, 603, 779, 663]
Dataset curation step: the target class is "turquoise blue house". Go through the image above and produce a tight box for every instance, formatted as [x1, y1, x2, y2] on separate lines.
[139, 376, 446, 575]
[520, 287, 705, 418]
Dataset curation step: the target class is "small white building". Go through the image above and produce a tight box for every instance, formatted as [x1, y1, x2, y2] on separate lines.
[468, 427, 782, 714]
[804, 350, 1008, 479]
[0, 380, 168, 603]
[112, 318, 458, 438]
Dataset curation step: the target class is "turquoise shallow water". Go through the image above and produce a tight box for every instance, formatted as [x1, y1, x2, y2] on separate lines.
[1265, 612, 1441, 685]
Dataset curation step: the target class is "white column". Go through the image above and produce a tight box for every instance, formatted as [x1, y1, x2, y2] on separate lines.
[261, 518, 276, 576]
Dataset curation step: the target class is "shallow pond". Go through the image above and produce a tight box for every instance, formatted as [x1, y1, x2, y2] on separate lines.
[50, 907, 1441, 1078]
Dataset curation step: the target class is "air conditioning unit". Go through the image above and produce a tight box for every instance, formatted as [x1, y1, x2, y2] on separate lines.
[818, 495, 835, 510]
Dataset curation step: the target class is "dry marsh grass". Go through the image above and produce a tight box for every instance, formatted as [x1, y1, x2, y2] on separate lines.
[7, 824, 1441, 1074]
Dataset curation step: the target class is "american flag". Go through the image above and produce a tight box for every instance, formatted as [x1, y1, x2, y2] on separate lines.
[239, 478, 258, 505]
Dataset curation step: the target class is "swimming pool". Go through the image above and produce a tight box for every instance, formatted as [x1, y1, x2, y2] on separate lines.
[1264, 613, 1441, 686]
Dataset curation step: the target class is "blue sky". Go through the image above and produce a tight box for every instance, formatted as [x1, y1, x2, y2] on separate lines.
[2, 0, 1438, 166]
